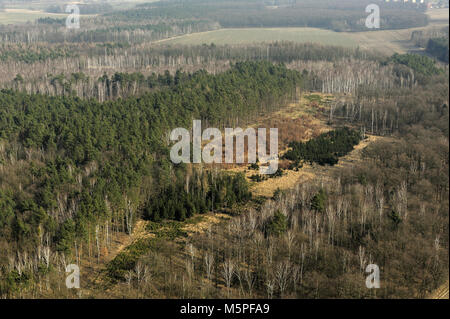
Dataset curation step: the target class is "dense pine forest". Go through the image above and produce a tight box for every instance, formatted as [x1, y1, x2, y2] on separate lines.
[427, 37, 450, 62]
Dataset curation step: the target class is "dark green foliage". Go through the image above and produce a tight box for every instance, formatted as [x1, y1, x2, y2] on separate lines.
[390, 53, 443, 76]
[265, 210, 288, 237]
[0, 269, 32, 297]
[36, 17, 66, 25]
[311, 188, 327, 213]
[284, 128, 361, 166]
[249, 168, 283, 183]
[0, 190, 15, 240]
[13, 74, 23, 83]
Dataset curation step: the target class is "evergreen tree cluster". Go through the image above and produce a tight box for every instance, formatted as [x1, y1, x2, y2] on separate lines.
[144, 171, 250, 222]
[122, 0, 428, 32]
[390, 53, 443, 76]
[426, 37, 449, 63]
[283, 128, 362, 166]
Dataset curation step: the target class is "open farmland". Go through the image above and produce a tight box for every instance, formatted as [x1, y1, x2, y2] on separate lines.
[157, 27, 359, 48]
[427, 8, 450, 22]
[158, 9, 448, 55]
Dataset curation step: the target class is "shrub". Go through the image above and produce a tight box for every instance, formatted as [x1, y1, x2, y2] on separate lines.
[265, 210, 288, 236]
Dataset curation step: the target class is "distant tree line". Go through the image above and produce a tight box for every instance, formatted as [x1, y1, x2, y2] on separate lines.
[130, 0, 428, 31]
[389, 53, 444, 76]
[0, 61, 301, 289]
[143, 170, 251, 222]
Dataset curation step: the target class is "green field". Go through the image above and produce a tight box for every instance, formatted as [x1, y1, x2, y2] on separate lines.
[158, 28, 359, 47]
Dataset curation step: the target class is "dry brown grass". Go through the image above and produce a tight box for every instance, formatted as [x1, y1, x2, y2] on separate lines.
[229, 164, 317, 198]
[222, 92, 334, 198]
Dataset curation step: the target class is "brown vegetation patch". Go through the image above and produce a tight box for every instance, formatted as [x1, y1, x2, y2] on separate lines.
[182, 213, 231, 236]
[222, 92, 334, 198]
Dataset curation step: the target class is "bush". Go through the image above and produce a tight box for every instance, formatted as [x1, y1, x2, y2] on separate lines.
[265, 210, 288, 237]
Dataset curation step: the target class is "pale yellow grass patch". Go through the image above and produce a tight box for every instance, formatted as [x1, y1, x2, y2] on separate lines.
[182, 213, 231, 235]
